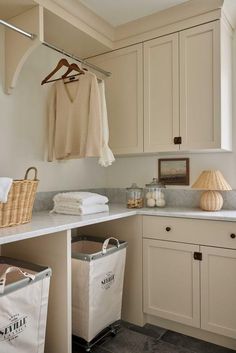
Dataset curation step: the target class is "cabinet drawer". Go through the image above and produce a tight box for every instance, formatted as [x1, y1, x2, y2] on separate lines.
[143, 216, 236, 249]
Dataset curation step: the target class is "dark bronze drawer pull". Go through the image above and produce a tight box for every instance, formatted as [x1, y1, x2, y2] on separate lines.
[230, 233, 236, 239]
[166, 227, 171, 232]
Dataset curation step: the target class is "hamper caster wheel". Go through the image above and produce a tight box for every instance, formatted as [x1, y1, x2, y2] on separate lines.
[110, 327, 118, 337]
[85, 348, 91, 352]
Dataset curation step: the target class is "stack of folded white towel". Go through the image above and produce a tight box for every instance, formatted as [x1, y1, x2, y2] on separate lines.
[51, 192, 109, 216]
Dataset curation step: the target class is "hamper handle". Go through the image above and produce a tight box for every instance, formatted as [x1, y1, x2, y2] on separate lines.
[102, 237, 120, 254]
[24, 167, 38, 180]
[0, 266, 36, 294]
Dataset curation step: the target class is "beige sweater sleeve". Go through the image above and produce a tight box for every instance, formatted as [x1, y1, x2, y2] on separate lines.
[85, 75, 102, 156]
[47, 85, 56, 162]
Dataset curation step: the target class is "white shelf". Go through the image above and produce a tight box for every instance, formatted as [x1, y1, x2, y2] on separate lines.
[1, 1, 113, 94]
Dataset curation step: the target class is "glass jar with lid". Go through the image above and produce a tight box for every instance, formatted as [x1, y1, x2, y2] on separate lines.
[126, 183, 143, 209]
[145, 178, 166, 208]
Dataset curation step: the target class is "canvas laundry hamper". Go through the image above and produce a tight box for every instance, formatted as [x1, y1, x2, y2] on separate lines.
[0, 256, 52, 353]
[72, 236, 127, 343]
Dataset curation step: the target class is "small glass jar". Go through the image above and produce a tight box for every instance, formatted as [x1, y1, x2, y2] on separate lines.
[126, 183, 143, 209]
[145, 178, 166, 208]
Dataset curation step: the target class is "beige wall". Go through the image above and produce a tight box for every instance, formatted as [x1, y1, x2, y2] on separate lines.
[0, 27, 235, 192]
[0, 27, 107, 192]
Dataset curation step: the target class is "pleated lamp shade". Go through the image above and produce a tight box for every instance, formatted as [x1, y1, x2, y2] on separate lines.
[192, 170, 231, 211]
[192, 170, 232, 191]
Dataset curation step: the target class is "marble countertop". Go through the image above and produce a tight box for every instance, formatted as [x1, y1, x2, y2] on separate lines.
[139, 207, 236, 221]
[0, 205, 136, 245]
[1, 204, 236, 245]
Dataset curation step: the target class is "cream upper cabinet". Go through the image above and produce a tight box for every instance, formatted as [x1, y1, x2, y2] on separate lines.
[144, 20, 232, 152]
[89, 44, 143, 155]
[144, 34, 179, 152]
[143, 238, 200, 327]
[89, 20, 232, 154]
[201, 246, 236, 339]
[179, 21, 231, 150]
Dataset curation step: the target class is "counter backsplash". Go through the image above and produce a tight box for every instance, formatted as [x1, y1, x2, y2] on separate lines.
[33, 188, 236, 212]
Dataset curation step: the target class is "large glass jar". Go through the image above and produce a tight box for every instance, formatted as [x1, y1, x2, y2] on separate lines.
[126, 183, 143, 209]
[145, 178, 166, 208]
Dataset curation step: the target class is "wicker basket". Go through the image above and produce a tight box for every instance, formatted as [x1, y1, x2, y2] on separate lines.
[0, 167, 39, 228]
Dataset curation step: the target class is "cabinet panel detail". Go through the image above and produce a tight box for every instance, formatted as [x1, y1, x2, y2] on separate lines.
[143, 239, 200, 327]
[201, 246, 236, 338]
[144, 34, 179, 152]
[179, 21, 220, 150]
[89, 44, 143, 155]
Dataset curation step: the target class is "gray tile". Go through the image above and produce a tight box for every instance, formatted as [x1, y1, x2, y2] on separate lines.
[154, 341, 196, 353]
[122, 321, 167, 340]
[161, 331, 235, 353]
[101, 327, 159, 353]
[72, 343, 112, 353]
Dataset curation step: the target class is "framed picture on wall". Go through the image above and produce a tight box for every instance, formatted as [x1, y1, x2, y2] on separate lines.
[158, 158, 190, 185]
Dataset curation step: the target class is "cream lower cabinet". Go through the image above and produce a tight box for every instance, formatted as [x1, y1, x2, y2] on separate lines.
[201, 246, 236, 338]
[143, 215, 236, 339]
[88, 44, 143, 155]
[143, 238, 200, 327]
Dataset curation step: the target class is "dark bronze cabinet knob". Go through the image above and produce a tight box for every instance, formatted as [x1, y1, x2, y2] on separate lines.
[230, 233, 236, 239]
[166, 227, 171, 232]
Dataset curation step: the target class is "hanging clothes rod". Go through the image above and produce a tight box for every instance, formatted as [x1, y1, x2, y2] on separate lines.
[42, 42, 111, 77]
[0, 19, 35, 39]
[0, 19, 111, 77]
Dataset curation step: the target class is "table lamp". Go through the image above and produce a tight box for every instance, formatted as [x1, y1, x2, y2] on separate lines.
[192, 170, 231, 211]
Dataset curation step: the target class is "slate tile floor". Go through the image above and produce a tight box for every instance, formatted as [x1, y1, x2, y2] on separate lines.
[72, 322, 235, 353]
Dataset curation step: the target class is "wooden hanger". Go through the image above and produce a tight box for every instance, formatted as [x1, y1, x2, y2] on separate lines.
[62, 62, 85, 85]
[41, 58, 70, 85]
[62, 63, 84, 79]
[41, 59, 85, 85]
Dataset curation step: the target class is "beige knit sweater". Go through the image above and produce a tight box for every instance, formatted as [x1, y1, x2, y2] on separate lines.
[48, 71, 102, 161]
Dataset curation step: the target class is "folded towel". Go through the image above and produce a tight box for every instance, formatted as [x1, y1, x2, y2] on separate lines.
[52, 203, 109, 216]
[0, 178, 13, 203]
[53, 192, 108, 205]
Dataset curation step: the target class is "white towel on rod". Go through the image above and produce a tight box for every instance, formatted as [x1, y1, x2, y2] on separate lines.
[53, 192, 109, 205]
[0, 178, 13, 203]
[98, 80, 115, 167]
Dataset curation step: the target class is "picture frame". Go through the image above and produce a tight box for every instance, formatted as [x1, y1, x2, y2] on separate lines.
[158, 158, 190, 185]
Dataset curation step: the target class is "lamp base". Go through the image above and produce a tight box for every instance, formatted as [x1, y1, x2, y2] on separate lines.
[200, 191, 223, 211]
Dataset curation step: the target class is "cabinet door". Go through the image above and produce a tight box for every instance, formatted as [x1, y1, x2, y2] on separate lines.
[179, 21, 220, 150]
[201, 246, 236, 338]
[144, 34, 179, 152]
[143, 239, 200, 327]
[89, 44, 143, 155]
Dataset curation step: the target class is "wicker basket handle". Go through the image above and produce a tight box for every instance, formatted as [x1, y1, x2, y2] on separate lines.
[24, 167, 38, 180]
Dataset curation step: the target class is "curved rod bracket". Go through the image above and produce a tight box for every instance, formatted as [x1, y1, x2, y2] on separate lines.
[4, 6, 43, 94]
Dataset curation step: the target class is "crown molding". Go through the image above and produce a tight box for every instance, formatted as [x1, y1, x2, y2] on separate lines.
[115, 0, 224, 42]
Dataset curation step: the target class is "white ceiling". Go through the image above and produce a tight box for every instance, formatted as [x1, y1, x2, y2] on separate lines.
[79, 0, 189, 26]
[225, 0, 236, 26]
